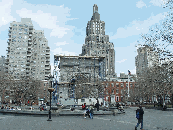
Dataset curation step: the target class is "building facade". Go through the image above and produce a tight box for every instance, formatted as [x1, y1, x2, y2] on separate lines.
[80, 4, 115, 78]
[103, 80, 136, 103]
[6, 18, 51, 80]
[135, 45, 159, 77]
[0, 56, 6, 75]
[55, 55, 105, 83]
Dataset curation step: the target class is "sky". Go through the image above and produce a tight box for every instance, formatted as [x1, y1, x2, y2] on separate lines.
[0, 0, 170, 77]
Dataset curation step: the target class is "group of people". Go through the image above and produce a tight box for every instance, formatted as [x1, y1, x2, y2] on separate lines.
[82, 103, 94, 119]
[116, 103, 124, 112]
[0, 105, 21, 110]
[39, 104, 47, 111]
[81, 102, 144, 129]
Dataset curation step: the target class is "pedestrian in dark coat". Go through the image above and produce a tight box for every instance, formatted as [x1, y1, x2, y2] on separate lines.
[95, 101, 99, 111]
[135, 105, 144, 130]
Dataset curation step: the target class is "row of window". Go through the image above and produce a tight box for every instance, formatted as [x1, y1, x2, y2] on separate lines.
[106, 83, 133, 87]
[13, 24, 29, 28]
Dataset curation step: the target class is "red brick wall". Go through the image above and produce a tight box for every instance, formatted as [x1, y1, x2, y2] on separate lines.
[103, 81, 135, 102]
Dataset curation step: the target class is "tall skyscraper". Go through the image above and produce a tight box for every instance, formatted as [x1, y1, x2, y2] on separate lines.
[135, 45, 159, 77]
[80, 4, 115, 77]
[6, 18, 51, 80]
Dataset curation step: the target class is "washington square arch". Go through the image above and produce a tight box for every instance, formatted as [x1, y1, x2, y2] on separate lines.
[53, 4, 116, 105]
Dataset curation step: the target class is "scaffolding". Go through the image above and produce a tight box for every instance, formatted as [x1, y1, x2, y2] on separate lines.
[52, 54, 106, 104]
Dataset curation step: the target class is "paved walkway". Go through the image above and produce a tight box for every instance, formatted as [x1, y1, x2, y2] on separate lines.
[0, 108, 172, 130]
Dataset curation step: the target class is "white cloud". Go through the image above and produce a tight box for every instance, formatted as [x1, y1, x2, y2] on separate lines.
[0, 0, 16, 27]
[150, 0, 166, 7]
[116, 59, 127, 63]
[110, 12, 167, 40]
[16, 8, 70, 38]
[16, 4, 77, 38]
[136, 0, 147, 8]
[54, 41, 69, 46]
[51, 47, 77, 56]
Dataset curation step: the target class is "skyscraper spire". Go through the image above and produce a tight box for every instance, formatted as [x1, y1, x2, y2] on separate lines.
[80, 4, 116, 77]
[93, 4, 98, 14]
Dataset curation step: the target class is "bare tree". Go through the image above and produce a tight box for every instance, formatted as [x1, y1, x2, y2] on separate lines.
[135, 3, 173, 106]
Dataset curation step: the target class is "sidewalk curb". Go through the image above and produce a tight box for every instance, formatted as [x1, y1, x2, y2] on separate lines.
[0, 110, 116, 116]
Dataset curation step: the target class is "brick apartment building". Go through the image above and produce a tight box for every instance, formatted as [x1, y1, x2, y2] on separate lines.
[103, 80, 135, 103]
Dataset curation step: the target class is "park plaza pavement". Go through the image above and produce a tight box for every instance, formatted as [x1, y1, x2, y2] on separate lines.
[0, 107, 172, 130]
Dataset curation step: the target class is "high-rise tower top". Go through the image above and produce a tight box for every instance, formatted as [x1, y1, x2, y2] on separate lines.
[93, 4, 98, 14]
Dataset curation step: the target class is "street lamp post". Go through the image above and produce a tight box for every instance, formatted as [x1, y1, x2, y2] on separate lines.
[47, 75, 54, 121]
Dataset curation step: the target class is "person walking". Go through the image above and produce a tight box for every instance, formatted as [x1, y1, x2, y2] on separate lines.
[82, 103, 86, 118]
[95, 100, 99, 111]
[135, 105, 144, 130]
[86, 107, 90, 118]
[89, 105, 94, 119]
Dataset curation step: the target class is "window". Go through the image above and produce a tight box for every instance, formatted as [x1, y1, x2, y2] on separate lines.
[116, 89, 119, 94]
[116, 96, 119, 101]
[112, 89, 114, 94]
[116, 83, 119, 88]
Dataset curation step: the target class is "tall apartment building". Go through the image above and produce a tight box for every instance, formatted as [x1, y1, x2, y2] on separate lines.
[6, 18, 51, 80]
[80, 4, 115, 78]
[0, 56, 6, 75]
[135, 45, 159, 77]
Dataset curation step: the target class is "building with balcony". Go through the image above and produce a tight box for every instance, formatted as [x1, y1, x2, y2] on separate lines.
[0, 56, 6, 75]
[6, 18, 51, 80]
